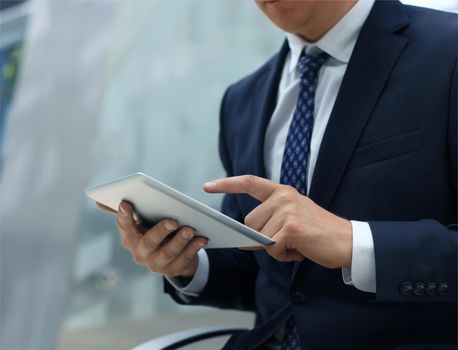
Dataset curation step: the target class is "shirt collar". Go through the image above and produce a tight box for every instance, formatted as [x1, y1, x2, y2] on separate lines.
[286, 0, 375, 73]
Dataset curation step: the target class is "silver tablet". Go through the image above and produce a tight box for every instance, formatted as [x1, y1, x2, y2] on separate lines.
[85, 172, 274, 248]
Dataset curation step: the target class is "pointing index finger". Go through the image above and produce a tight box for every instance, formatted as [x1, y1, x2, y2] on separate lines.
[203, 175, 277, 202]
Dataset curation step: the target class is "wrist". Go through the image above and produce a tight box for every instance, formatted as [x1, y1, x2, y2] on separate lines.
[339, 219, 353, 268]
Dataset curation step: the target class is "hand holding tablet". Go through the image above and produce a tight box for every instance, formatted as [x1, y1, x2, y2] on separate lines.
[85, 173, 274, 249]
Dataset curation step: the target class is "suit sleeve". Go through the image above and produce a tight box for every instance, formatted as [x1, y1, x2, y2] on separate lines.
[371, 63, 457, 303]
[164, 87, 259, 312]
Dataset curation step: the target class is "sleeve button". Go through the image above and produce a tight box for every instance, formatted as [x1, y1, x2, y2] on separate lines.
[400, 282, 413, 295]
[438, 283, 448, 296]
[426, 282, 437, 296]
[413, 282, 425, 296]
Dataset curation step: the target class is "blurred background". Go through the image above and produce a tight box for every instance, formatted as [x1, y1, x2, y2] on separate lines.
[0, 1, 456, 349]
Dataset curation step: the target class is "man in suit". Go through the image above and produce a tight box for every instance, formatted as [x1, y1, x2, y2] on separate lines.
[112, 0, 457, 348]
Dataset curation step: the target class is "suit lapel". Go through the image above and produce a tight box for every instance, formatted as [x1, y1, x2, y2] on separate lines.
[238, 41, 290, 215]
[250, 41, 290, 179]
[293, 0, 409, 278]
[308, 0, 409, 210]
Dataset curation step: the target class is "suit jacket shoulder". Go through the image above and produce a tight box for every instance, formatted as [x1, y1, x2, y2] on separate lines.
[401, 4, 457, 60]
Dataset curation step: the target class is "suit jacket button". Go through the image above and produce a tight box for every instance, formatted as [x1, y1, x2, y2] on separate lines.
[438, 283, 448, 296]
[426, 282, 437, 295]
[400, 282, 413, 295]
[291, 288, 306, 304]
[413, 282, 425, 295]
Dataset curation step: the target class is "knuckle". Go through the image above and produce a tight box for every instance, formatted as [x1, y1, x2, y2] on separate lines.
[181, 253, 194, 263]
[277, 206, 296, 223]
[244, 175, 257, 188]
[287, 212, 300, 225]
[284, 184, 298, 193]
[141, 235, 157, 250]
[266, 246, 283, 262]
[136, 247, 148, 261]
[161, 248, 176, 261]
[244, 214, 254, 227]
[279, 205, 293, 216]
[284, 221, 301, 233]
[278, 188, 295, 203]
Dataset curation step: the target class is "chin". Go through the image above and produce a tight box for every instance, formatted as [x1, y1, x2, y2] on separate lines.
[255, 0, 314, 33]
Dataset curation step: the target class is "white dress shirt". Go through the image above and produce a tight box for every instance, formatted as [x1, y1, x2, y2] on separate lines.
[168, 0, 377, 295]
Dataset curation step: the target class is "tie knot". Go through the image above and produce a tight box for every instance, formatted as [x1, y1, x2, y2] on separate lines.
[298, 51, 328, 79]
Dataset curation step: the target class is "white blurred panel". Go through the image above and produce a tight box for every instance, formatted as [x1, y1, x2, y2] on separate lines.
[0, 1, 115, 350]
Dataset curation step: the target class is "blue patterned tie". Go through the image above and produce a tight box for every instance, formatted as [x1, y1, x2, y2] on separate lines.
[280, 51, 328, 196]
[280, 51, 328, 350]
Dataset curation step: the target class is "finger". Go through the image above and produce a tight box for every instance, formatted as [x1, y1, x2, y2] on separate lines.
[265, 235, 304, 263]
[244, 196, 278, 231]
[135, 219, 178, 260]
[279, 249, 305, 262]
[258, 209, 285, 239]
[117, 201, 143, 247]
[154, 227, 196, 269]
[96, 201, 117, 214]
[203, 175, 277, 202]
[164, 237, 208, 276]
[267, 247, 304, 262]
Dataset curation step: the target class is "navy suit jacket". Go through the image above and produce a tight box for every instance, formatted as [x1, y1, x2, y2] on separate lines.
[165, 1, 457, 349]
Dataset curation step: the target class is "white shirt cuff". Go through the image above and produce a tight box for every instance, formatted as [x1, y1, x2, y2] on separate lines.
[342, 220, 376, 293]
[165, 249, 209, 297]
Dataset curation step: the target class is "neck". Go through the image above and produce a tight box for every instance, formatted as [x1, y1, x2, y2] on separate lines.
[297, 1, 358, 42]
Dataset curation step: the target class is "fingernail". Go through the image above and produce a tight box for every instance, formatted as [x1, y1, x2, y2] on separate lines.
[198, 240, 208, 247]
[203, 181, 216, 189]
[181, 228, 194, 240]
[164, 221, 176, 231]
[119, 204, 126, 215]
